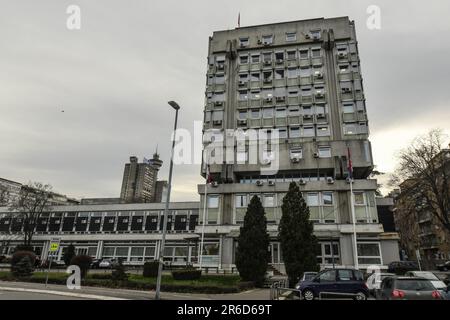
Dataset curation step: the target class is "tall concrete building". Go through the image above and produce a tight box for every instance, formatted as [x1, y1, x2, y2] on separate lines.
[198, 17, 398, 271]
[120, 153, 165, 203]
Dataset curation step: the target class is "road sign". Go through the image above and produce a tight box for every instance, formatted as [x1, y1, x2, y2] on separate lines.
[49, 237, 61, 252]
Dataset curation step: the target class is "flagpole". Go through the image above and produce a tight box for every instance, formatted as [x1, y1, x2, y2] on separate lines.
[350, 177, 359, 270]
[199, 161, 209, 270]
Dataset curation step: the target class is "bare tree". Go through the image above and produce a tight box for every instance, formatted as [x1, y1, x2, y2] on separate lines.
[390, 129, 450, 235]
[8, 182, 53, 248]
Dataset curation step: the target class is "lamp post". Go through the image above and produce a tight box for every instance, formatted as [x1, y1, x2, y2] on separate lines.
[155, 100, 180, 300]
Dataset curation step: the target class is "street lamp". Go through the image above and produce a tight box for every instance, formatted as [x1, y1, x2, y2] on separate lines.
[155, 100, 180, 300]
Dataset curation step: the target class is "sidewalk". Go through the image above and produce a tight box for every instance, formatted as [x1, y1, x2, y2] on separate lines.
[0, 280, 270, 300]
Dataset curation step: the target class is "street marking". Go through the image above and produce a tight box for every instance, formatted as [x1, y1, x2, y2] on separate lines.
[0, 286, 128, 300]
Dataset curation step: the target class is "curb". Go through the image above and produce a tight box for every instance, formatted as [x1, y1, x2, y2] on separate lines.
[0, 286, 128, 300]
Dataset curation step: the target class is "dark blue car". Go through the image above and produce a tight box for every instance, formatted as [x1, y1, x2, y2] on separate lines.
[299, 268, 369, 300]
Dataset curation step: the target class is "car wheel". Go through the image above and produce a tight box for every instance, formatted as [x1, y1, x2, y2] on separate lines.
[303, 289, 315, 301]
[354, 292, 367, 301]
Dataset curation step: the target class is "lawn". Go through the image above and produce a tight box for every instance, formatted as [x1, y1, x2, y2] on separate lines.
[0, 271, 250, 294]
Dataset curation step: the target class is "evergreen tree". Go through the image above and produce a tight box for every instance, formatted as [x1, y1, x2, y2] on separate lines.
[63, 244, 76, 266]
[11, 256, 34, 278]
[279, 182, 319, 286]
[112, 258, 128, 281]
[235, 195, 270, 286]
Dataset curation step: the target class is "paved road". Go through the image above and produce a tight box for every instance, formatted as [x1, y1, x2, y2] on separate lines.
[0, 289, 87, 300]
[0, 280, 270, 300]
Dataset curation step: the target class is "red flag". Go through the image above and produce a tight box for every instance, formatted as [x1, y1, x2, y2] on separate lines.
[347, 147, 353, 179]
[206, 164, 213, 184]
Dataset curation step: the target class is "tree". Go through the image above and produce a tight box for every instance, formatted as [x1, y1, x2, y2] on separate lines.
[0, 185, 10, 206]
[369, 166, 386, 197]
[8, 182, 53, 248]
[63, 244, 76, 266]
[112, 258, 128, 281]
[235, 195, 270, 287]
[279, 182, 319, 286]
[390, 129, 450, 236]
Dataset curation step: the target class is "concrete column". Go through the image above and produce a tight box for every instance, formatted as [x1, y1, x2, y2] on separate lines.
[340, 234, 355, 267]
[220, 237, 234, 271]
[41, 241, 50, 261]
[96, 240, 104, 259]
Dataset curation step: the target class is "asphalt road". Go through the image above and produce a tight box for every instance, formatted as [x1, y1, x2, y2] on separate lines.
[0, 289, 87, 300]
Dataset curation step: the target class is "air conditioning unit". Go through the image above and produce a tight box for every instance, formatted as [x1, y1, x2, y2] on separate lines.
[314, 71, 323, 78]
[214, 101, 224, 106]
[338, 52, 348, 59]
[268, 181, 276, 186]
[256, 180, 264, 186]
[263, 41, 271, 46]
[327, 177, 335, 184]
[211, 181, 219, 187]
[299, 179, 307, 185]
[315, 92, 324, 98]
[257, 39, 262, 45]
[312, 34, 321, 41]
[217, 63, 225, 70]
[317, 113, 325, 118]
[291, 157, 301, 163]
[238, 81, 246, 86]
[276, 96, 285, 102]
[265, 97, 273, 103]
[276, 59, 284, 64]
[262, 158, 271, 165]
[305, 33, 311, 39]
[313, 152, 319, 158]
[303, 114, 312, 119]
[213, 120, 222, 125]
[342, 88, 352, 94]
[263, 78, 272, 83]
[237, 119, 247, 125]
[264, 60, 272, 65]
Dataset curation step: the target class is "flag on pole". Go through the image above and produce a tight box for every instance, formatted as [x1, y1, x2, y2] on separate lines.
[206, 164, 213, 184]
[347, 147, 353, 179]
[237, 12, 240, 28]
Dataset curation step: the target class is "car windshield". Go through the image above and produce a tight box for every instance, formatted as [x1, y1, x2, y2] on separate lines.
[396, 279, 435, 291]
[412, 272, 439, 280]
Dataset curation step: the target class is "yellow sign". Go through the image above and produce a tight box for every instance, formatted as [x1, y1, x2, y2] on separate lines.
[49, 243, 59, 252]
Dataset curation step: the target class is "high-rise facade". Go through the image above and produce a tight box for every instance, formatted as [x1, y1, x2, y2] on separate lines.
[198, 17, 399, 271]
[120, 153, 164, 203]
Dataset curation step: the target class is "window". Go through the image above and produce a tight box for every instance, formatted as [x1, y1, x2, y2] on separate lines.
[212, 111, 223, 122]
[299, 67, 311, 77]
[250, 90, 261, 99]
[317, 126, 330, 136]
[318, 270, 336, 282]
[276, 107, 286, 118]
[316, 105, 325, 114]
[338, 270, 353, 281]
[263, 71, 272, 82]
[317, 242, 340, 265]
[212, 92, 224, 102]
[302, 105, 312, 115]
[359, 122, 368, 134]
[357, 243, 382, 265]
[323, 192, 333, 205]
[286, 32, 296, 42]
[307, 193, 319, 206]
[263, 52, 272, 62]
[288, 106, 300, 116]
[239, 37, 249, 47]
[262, 88, 273, 98]
[339, 64, 349, 73]
[289, 127, 300, 138]
[318, 146, 331, 158]
[251, 108, 261, 119]
[238, 110, 247, 120]
[287, 50, 296, 60]
[275, 52, 284, 61]
[344, 123, 358, 135]
[239, 73, 249, 82]
[235, 195, 247, 208]
[239, 90, 249, 101]
[251, 72, 260, 81]
[299, 50, 309, 59]
[215, 74, 225, 84]
[312, 48, 321, 58]
[207, 195, 219, 208]
[239, 55, 249, 64]
[263, 194, 275, 207]
[262, 35, 273, 44]
[275, 69, 284, 79]
[237, 150, 248, 163]
[251, 54, 260, 63]
[263, 107, 274, 118]
[354, 192, 365, 205]
[303, 126, 315, 137]
[287, 68, 298, 79]
[288, 89, 298, 97]
[278, 127, 288, 139]
[301, 86, 312, 96]
[205, 112, 211, 123]
[342, 103, 354, 113]
[290, 147, 303, 158]
[310, 30, 321, 39]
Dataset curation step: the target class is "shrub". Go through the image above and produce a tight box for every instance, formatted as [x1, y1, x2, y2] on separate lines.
[0, 255, 5, 263]
[90, 273, 113, 280]
[11, 251, 36, 267]
[11, 255, 34, 278]
[171, 268, 202, 281]
[112, 258, 128, 281]
[63, 244, 76, 266]
[70, 255, 92, 278]
[143, 261, 159, 278]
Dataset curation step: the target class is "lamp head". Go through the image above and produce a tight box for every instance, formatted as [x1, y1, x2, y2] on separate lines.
[168, 101, 180, 110]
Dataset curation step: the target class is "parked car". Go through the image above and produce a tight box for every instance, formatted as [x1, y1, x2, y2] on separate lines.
[98, 259, 119, 269]
[90, 259, 103, 269]
[298, 268, 369, 300]
[378, 276, 444, 300]
[405, 271, 447, 291]
[295, 272, 318, 296]
[387, 261, 419, 275]
[436, 261, 450, 271]
[366, 272, 395, 296]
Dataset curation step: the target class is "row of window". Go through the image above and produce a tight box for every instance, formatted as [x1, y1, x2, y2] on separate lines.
[238, 47, 323, 64]
[238, 30, 321, 48]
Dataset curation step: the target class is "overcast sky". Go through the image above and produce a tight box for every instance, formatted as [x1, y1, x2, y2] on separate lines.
[0, 0, 449, 201]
